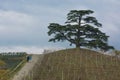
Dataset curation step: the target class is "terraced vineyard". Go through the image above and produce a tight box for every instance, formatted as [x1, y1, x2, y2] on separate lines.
[0, 52, 27, 80]
[0, 61, 7, 77]
[25, 48, 120, 80]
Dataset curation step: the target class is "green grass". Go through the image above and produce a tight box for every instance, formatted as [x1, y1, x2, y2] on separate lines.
[0, 53, 27, 80]
[27, 48, 120, 80]
[0, 60, 26, 80]
[0, 54, 26, 69]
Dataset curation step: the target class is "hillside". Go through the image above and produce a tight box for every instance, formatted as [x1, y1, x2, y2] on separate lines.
[26, 48, 120, 80]
[12, 54, 44, 80]
[0, 60, 6, 77]
[0, 60, 6, 66]
[0, 52, 27, 80]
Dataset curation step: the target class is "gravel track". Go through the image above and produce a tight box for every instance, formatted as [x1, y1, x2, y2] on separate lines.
[12, 54, 44, 80]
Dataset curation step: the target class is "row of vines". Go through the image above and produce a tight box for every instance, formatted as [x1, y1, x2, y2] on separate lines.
[0, 52, 27, 80]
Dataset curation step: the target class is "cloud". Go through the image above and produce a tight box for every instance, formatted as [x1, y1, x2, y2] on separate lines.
[0, 46, 43, 54]
[0, 0, 119, 51]
[0, 10, 35, 32]
[0, 10, 32, 23]
[0, 10, 48, 46]
[0, 46, 64, 54]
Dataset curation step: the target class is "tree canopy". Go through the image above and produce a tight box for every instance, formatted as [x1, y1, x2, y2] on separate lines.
[48, 10, 114, 51]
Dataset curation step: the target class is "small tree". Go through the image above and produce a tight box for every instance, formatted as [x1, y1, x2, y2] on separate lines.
[48, 10, 114, 51]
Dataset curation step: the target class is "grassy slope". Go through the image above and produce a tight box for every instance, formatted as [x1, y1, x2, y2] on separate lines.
[33, 48, 120, 80]
[0, 54, 27, 80]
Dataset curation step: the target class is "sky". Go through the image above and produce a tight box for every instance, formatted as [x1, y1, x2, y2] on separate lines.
[0, 0, 120, 53]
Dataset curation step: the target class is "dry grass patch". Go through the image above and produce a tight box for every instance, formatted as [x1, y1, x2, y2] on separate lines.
[27, 48, 120, 80]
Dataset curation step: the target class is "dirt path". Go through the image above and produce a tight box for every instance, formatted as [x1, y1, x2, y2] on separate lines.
[12, 54, 44, 80]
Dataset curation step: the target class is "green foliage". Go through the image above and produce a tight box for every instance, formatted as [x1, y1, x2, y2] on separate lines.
[0, 52, 27, 80]
[0, 60, 6, 66]
[0, 52, 27, 69]
[48, 10, 114, 51]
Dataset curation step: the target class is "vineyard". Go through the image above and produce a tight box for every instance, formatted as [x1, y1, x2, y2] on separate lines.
[0, 52, 27, 80]
[25, 48, 120, 80]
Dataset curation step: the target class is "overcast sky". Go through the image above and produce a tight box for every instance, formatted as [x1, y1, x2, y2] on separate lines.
[0, 0, 120, 53]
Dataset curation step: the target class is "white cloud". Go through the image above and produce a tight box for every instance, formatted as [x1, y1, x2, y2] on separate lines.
[0, 10, 50, 47]
[99, 11, 120, 36]
[0, 10, 43, 37]
[0, 10, 36, 33]
[0, 0, 120, 49]
[0, 10, 34, 26]
[0, 46, 43, 54]
[0, 46, 64, 54]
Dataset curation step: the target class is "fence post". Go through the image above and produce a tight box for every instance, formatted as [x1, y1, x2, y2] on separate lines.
[62, 70, 64, 80]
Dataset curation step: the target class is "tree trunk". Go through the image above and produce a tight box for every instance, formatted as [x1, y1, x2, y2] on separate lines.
[76, 44, 80, 48]
[76, 16, 82, 48]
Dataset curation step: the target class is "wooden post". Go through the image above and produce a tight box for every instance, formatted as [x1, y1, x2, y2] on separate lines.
[62, 70, 64, 80]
